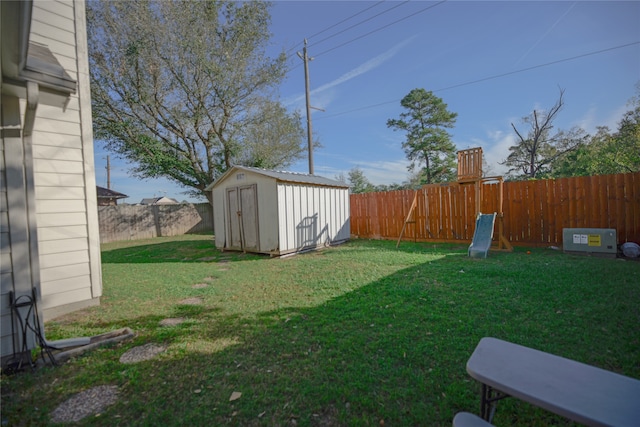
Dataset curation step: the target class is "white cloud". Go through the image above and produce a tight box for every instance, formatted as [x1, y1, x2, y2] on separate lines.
[470, 130, 515, 177]
[284, 36, 415, 109]
[601, 104, 628, 131]
[351, 159, 410, 186]
[513, 2, 576, 67]
[312, 158, 409, 186]
[572, 105, 598, 132]
[572, 102, 627, 135]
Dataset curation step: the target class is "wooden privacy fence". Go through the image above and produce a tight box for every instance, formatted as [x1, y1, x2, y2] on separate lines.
[350, 172, 640, 246]
[98, 203, 213, 243]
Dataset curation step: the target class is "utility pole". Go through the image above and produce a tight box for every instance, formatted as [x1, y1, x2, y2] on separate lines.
[106, 155, 111, 189]
[298, 39, 315, 175]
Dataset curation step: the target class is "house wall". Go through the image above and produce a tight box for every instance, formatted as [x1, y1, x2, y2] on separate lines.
[0, 100, 20, 357]
[29, 0, 101, 319]
[0, 121, 8, 355]
[1, 95, 40, 359]
[277, 183, 350, 254]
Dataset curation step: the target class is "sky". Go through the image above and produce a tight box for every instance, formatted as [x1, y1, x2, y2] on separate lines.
[93, 0, 640, 204]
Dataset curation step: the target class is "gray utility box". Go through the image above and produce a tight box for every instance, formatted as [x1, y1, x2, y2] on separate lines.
[562, 228, 617, 257]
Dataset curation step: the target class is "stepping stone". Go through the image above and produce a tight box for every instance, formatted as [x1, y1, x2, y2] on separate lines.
[159, 317, 185, 327]
[119, 343, 167, 364]
[50, 385, 118, 423]
[179, 297, 203, 305]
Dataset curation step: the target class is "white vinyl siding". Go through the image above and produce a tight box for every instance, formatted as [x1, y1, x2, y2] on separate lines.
[37, 199, 87, 214]
[0, 139, 13, 354]
[39, 237, 88, 255]
[33, 145, 84, 162]
[32, 103, 81, 124]
[30, 0, 101, 317]
[38, 225, 87, 242]
[1, 0, 101, 362]
[40, 263, 91, 284]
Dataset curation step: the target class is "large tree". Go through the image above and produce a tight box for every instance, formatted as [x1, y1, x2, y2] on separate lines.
[387, 89, 458, 184]
[88, 0, 306, 201]
[501, 89, 587, 179]
[606, 92, 640, 172]
[551, 101, 640, 178]
[347, 167, 375, 194]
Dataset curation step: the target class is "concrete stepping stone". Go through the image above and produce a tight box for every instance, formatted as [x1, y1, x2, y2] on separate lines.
[159, 317, 185, 327]
[119, 343, 167, 364]
[50, 385, 118, 423]
[178, 297, 203, 305]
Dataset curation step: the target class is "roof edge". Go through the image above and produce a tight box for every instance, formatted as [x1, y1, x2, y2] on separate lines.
[206, 165, 350, 190]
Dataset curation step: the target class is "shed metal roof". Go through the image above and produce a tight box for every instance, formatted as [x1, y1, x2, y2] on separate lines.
[206, 165, 349, 190]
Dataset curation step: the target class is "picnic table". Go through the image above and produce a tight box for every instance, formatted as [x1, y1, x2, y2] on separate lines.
[465, 337, 640, 427]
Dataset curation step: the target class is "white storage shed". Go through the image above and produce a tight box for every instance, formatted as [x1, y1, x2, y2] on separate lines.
[206, 166, 350, 256]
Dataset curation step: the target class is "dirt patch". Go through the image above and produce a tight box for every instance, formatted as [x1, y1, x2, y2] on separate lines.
[179, 297, 203, 305]
[119, 343, 167, 364]
[159, 317, 185, 327]
[197, 256, 218, 262]
[312, 404, 340, 426]
[50, 385, 118, 423]
[192, 283, 208, 289]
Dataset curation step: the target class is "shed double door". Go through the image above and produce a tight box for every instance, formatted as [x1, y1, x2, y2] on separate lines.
[226, 184, 259, 251]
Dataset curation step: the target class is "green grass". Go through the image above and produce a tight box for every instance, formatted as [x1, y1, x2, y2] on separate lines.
[2, 235, 639, 426]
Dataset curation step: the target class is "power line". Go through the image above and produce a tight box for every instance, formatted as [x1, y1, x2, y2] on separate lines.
[286, 1, 446, 71]
[436, 41, 639, 92]
[314, 1, 447, 58]
[309, 1, 410, 49]
[285, 1, 387, 56]
[315, 41, 640, 120]
[308, 1, 387, 45]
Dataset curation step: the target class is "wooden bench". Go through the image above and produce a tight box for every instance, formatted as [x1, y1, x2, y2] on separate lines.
[465, 337, 640, 426]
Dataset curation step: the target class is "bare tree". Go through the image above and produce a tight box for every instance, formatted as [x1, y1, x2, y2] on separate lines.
[501, 89, 587, 179]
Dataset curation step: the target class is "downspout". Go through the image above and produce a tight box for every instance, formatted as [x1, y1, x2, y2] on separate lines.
[23, 81, 38, 137]
[22, 82, 131, 357]
[21, 81, 93, 352]
[23, 80, 41, 320]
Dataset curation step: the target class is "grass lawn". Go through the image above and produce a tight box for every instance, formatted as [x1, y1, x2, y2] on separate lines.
[2, 235, 639, 426]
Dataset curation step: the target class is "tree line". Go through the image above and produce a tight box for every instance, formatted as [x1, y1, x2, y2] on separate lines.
[88, 1, 639, 198]
[345, 85, 639, 193]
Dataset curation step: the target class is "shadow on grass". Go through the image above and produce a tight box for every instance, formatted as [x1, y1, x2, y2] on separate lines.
[101, 238, 469, 265]
[4, 241, 638, 426]
[100, 240, 266, 264]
